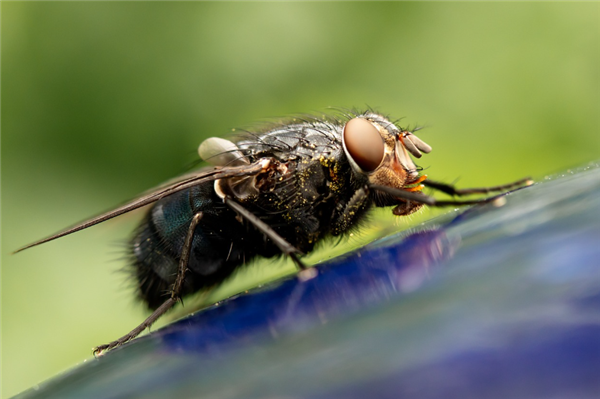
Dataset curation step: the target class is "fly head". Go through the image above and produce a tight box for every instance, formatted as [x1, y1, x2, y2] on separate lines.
[341, 113, 432, 214]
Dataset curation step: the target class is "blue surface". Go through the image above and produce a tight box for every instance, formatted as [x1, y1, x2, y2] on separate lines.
[15, 163, 600, 399]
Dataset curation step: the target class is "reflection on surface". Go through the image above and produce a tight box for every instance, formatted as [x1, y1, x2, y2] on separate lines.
[15, 165, 600, 399]
[160, 228, 459, 353]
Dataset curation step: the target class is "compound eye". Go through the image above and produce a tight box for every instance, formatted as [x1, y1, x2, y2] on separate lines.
[343, 118, 385, 172]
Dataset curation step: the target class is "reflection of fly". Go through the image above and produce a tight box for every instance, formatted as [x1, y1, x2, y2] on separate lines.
[15, 110, 532, 353]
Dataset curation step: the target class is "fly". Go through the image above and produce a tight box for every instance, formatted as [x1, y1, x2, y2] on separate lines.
[13, 110, 532, 354]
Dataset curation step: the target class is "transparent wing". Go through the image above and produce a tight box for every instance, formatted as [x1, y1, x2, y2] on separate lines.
[13, 159, 270, 254]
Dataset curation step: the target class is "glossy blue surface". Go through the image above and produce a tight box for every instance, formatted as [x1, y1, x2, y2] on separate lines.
[15, 164, 600, 399]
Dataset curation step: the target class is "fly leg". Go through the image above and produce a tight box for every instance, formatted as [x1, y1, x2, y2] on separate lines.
[423, 177, 533, 196]
[371, 184, 518, 207]
[93, 211, 204, 355]
[224, 197, 309, 272]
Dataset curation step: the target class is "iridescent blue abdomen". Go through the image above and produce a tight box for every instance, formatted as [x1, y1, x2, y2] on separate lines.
[132, 181, 261, 309]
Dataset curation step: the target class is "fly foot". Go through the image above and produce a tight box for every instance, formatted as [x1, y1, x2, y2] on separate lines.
[298, 267, 318, 282]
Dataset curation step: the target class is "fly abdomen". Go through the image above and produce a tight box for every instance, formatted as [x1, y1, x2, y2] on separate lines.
[131, 182, 254, 309]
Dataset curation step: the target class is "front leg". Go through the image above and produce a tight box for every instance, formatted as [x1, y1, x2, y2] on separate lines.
[370, 183, 521, 208]
[423, 177, 533, 196]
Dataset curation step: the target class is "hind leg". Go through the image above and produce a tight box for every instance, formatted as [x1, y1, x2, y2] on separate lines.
[94, 212, 204, 355]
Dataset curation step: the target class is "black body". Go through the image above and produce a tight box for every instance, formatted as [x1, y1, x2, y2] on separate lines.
[133, 118, 375, 309]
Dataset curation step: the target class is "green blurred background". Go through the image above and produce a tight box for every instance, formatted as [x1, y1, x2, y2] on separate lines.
[2, 2, 598, 398]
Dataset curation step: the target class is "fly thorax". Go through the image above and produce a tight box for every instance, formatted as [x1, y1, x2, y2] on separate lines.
[215, 158, 292, 203]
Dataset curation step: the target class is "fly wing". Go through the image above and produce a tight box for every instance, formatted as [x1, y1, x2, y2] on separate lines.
[13, 159, 270, 254]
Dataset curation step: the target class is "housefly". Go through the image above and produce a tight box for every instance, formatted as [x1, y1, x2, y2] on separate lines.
[14, 110, 532, 354]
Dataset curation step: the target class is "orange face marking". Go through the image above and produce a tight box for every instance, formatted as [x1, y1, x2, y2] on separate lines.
[404, 184, 425, 192]
[408, 174, 428, 186]
[402, 174, 427, 192]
